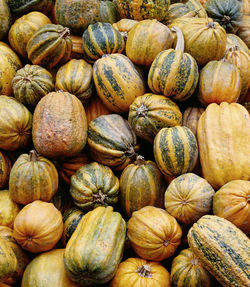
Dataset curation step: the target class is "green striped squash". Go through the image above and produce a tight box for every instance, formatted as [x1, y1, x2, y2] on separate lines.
[187, 215, 250, 287]
[154, 126, 198, 177]
[185, 0, 208, 18]
[96, 1, 120, 24]
[163, 3, 191, 25]
[0, 0, 11, 40]
[7, 0, 54, 14]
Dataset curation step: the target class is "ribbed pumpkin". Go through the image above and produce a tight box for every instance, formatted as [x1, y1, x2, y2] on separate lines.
[12, 64, 54, 108]
[182, 107, 205, 137]
[0, 0, 11, 40]
[185, 0, 208, 18]
[64, 206, 126, 285]
[0, 42, 22, 96]
[0, 151, 11, 189]
[154, 126, 198, 177]
[112, 18, 139, 34]
[110, 258, 171, 287]
[7, 0, 54, 14]
[164, 3, 191, 25]
[198, 60, 241, 106]
[164, 173, 215, 224]
[9, 150, 58, 205]
[13, 200, 63, 253]
[27, 24, 72, 69]
[32, 91, 88, 159]
[197, 102, 250, 189]
[171, 248, 212, 287]
[55, 59, 93, 104]
[127, 206, 182, 261]
[70, 162, 119, 210]
[70, 35, 84, 59]
[226, 33, 249, 54]
[96, 1, 120, 24]
[88, 114, 140, 170]
[0, 96, 32, 151]
[93, 53, 146, 113]
[213, 180, 250, 235]
[187, 215, 250, 287]
[128, 94, 182, 143]
[148, 27, 199, 101]
[126, 19, 173, 66]
[8, 11, 51, 58]
[237, 15, 250, 48]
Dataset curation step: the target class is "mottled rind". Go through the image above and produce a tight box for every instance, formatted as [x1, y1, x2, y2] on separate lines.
[0, 0, 11, 40]
[7, 0, 54, 14]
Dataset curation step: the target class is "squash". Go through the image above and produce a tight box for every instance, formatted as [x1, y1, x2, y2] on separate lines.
[164, 173, 215, 224]
[85, 95, 111, 124]
[112, 18, 139, 35]
[187, 215, 250, 287]
[185, 0, 208, 18]
[171, 248, 212, 287]
[153, 126, 198, 177]
[0, 151, 11, 189]
[7, 0, 54, 15]
[27, 24, 72, 69]
[88, 114, 140, 170]
[93, 53, 145, 113]
[110, 258, 171, 287]
[163, 3, 194, 25]
[95, 1, 120, 24]
[12, 64, 54, 108]
[237, 15, 250, 48]
[128, 93, 182, 143]
[148, 27, 199, 101]
[70, 35, 84, 59]
[197, 102, 250, 189]
[32, 91, 88, 159]
[182, 106, 204, 137]
[13, 200, 63, 253]
[50, 184, 73, 214]
[0, 0, 11, 41]
[226, 33, 249, 54]
[64, 206, 126, 285]
[8, 11, 51, 58]
[55, 59, 93, 104]
[213, 180, 250, 235]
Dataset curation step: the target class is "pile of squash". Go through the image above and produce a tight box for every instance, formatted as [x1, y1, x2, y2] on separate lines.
[0, 0, 249, 286]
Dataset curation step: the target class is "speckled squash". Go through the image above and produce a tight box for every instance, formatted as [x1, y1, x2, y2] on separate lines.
[88, 114, 140, 170]
[8, 12, 51, 58]
[237, 15, 250, 48]
[197, 102, 250, 189]
[96, 1, 120, 24]
[226, 33, 249, 54]
[182, 107, 204, 137]
[0, 0, 11, 40]
[12, 64, 54, 108]
[32, 91, 88, 159]
[70, 35, 84, 59]
[0, 96, 32, 151]
[7, 0, 54, 15]
[110, 258, 171, 287]
[55, 59, 93, 104]
[64, 206, 126, 285]
[85, 95, 111, 124]
[128, 93, 182, 143]
[27, 24, 72, 69]
[0, 151, 11, 189]
[213, 180, 250, 235]
[187, 215, 250, 287]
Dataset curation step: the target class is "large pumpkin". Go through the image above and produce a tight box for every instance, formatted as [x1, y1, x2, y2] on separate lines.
[0, 151, 11, 189]
[0, 0, 11, 40]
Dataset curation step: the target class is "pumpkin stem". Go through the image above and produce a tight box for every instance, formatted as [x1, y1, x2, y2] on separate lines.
[190, 257, 199, 266]
[222, 15, 231, 24]
[135, 155, 145, 166]
[136, 104, 148, 117]
[29, 150, 39, 162]
[136, 264, 152, 278]
[171, 26, 184, 52]
[58, 27, 70, 38]
[93, 190, 106, 205]
[120, 31, 128, 40]
[207, 22, 216, 29]
[163, 240, 169, 247]
[246, 195, 250, 202]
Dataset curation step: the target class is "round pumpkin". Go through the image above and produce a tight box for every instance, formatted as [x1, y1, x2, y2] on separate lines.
[237, 15, 250, 48]
[182, 106, 205, 137]
[7, 0, 54, 15]
[0, 151, 11, 189]
[0, 0, 11, 41]
[112, 18, 139, 34]
[226, 33, 249, 54]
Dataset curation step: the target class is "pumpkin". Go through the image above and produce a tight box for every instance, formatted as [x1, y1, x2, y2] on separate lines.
[128, 93, 183, 143]
[171, 248, 212, 287]
[213, 180, 250, 235]
[241, 0, 250, 15]
[237, 15, 250, 48]
[13, 200, 63, 253]
[110, 258, 171, 287]
[164, 3, 191, 25]
[187, 215, 250, 287]
[185, 0, 208, 16]
[226, 33, 249, 54]
[55, 59, 93, 104]
[88, 114, 140, 170]
[0, 0, 11, 41]
[197, 102, 250, 189]
[7, 0, 54, 15]
[64, 206, 126, 285]
[153, 126, 198, 177]
[50, 184, 73, 214]
[182, 106, 204, 137]
[112, 18, 139, 35]
[164, 173, 215, 224]
[32, 91, 88, 159]
[0, 151, 11, 189]
[95, 1, 120, 24]
[27, 24, 72, 69]
[148, 27, 199, 101]
[70, 35, 84, 59]
[12, 64, 54, 108]
[85, 95, 111, 124]
[8, 11, 51, 58]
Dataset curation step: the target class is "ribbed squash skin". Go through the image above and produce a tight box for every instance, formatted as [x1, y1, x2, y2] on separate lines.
[64, 206, 126, 286]
[185, 0, 208, 17]
[182, 107, 204, 137]
[213, 180, 250, 235]
[237, 15, 250, 48]
[70, 35, 84, 59]
[187, 215, 250, 287]
[171, 248, 212, 287]
[12, 64, 54, 108]
[128, 94, 182, 143]
[85, 95, 111, 124]
[70, 162, 119, 210]
[7, 0, 54, 14]
[198, 60, 241, 106]
[88, 114, 140, 170]
[0, 0, 11, 40]
[32, 91, 88, 159]
[96, 1, 120, 24]
[55, 59, 93, 104]
[226, 34, 249, 54]
[8, 12, 51, 58]
[110, 258, 171, 287]
[27, 24, 72, 69]
[154, 126, 198, 177]
[0, 96, 32, 151]
[164, 3, 191, 24]
[112, 19, 139, 33]
[0, 151, 11, 189]
[197, 102, 250, 189]
[93, 53, 145, 113]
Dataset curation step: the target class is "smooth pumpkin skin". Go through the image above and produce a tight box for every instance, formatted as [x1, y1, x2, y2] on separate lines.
[127, 206, 182, 261]
[226, 34, 249, 55]
[197, 102, 250, 189]
[171, 248, 212, 287]
[213, 180, 250, 235]
[0, 0, 11, 40]
[7, 0, 54, 15]
[13, 200, 63, 253]
[0, 151, 11, 189]
[182, 107, 204, 137]
[237, 15, 250, 48]
[110, 258, 171, 287]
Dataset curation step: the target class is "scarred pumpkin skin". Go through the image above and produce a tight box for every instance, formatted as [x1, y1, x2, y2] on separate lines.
[0, 0, 11, 41]
[0, 151, 11, 189]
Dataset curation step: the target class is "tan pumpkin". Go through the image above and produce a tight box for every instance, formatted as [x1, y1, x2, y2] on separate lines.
[0, 151, 11, 189]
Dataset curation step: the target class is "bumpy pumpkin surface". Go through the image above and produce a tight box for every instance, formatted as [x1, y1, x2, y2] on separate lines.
[0, 151, 11, 189]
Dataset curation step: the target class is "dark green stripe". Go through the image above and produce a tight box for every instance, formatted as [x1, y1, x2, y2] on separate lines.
[183, 127, 197, 171]
[101, 23, 116, 53]
[159, 51, 175, 94]
[172, 127, 185, 175]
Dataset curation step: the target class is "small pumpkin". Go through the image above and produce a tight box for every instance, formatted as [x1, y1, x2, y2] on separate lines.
[7, 0, 54, 15]
[182, 106, 205, 137]
[0, 0, 11, 41]
[0, 151, 11, 189]
[112, 18, 139, 34]
[237, 15, 250, 48]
